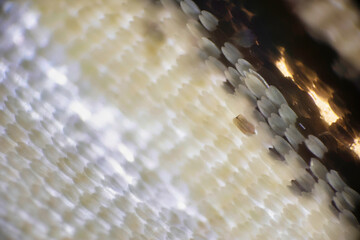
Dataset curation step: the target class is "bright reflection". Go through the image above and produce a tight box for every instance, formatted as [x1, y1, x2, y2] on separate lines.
[308, 90, 339, 125]
[118, 143, 135, 162]
[107, 157, 134, 184]
[89, 107, 116, 129]
[22, 11, 39, 29]
[46, 67, 68, 85]
[177, 201, 186, 210]
[276, 48, 339, 126]
[276, 57, 293, 79]
[351, 138, 360, 158]
[69, 101, 91, 121]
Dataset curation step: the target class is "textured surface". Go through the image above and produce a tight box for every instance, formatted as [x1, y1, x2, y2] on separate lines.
[0, 0, 359, 239]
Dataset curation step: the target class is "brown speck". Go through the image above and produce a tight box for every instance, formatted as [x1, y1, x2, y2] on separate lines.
[233, 114, 255, 135]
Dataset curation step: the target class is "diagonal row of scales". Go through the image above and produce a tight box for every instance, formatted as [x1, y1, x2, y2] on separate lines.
[0, 0, 359, 239]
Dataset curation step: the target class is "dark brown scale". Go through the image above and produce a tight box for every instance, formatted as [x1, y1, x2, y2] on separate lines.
[233, 114, 255, 136]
